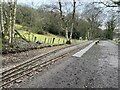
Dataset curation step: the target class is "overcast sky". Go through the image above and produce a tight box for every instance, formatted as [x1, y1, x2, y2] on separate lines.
[18, 0, 112, 3]
[17, 0, 109, 6]
[17, 0, 109, 3]
[17, 0, 114, 11]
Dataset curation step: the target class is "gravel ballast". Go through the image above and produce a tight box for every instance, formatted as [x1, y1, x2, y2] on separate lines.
[1, 45, 67, 69]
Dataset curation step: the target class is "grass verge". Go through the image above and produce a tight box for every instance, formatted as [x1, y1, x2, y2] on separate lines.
[109, 40, 120, 45]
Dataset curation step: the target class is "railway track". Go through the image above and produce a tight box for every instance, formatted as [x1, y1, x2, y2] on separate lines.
[0, 41, 93, 88]
[1, 43, 78, 75]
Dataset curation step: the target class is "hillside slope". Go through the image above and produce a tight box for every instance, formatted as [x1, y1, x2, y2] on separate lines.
[15, 24, 83, 45]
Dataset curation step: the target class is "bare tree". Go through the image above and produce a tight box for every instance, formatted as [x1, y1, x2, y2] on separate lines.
[58, 0, 69, 41]
[8, 0, 13, 44]
[1, 0, 17, 45]
[105, 15, 117, 39]
[82, 3, 103, 40]
[69, 0, 76, 41]
[93, 0, 120, 39]
[11, 0, 17, 41]
[58, 0, 77, 43]
[93, 0, 119, 7]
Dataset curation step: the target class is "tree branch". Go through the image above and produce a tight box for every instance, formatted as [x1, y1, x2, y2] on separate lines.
[93, 2, 118, 7]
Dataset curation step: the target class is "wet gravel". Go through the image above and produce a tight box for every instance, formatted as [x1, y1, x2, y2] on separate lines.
[13, 41, 118, 88]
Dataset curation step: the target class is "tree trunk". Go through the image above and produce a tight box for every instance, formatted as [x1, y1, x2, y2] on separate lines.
[3, 0, 9, 39]
[8, 0, 17, 45]
[8, 0, 12, 44]
[11, 0, 17, 42]
[70, 23, 74, 40]
[0, 0, 4, 34]
[89, 20, 93, 40]
[87, 30, 90, 40]
[69, 0, 76, 42]
[65, 27, 69, 40]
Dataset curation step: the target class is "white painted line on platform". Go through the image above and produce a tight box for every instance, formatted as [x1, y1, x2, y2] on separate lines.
[72, 41, 96, 58]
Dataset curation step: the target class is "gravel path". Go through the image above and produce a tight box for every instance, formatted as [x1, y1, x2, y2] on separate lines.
[14, 41, 118, 88]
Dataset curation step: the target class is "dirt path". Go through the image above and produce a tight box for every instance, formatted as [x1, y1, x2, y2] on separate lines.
[16, 41, 118, 88]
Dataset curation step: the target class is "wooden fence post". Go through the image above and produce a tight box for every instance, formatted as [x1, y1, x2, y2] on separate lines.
[50, 38, 52, 44]
[34, 36, 37, 42]
[32, 34, 34, 41]
[48, 38, 49, 44]
[44, 38, 46, 43]
[63, 40, 65, 44]
[58, 38, 60, 44]
[52, 38, 55, 44]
